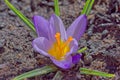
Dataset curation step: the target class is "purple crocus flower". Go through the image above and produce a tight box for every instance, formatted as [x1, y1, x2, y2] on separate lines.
[32, 14, 87, 69]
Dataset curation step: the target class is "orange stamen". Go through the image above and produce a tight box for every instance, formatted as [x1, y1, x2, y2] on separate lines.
[64, 36, 73, 46]
[55, 32, 61, 46]
[62, 36, 73, 48]
[55, 32, 62, 57]
[48, 33, 73, 60]
[67, 36, 73, 42]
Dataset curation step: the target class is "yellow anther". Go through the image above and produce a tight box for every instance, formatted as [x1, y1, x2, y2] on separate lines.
[67, 36, 73, 42]
[64, 36, 73, 46]
[55, 32, 60, 37]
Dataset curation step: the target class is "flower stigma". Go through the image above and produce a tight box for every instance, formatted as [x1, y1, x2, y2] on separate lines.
[48, 32, 73, 60]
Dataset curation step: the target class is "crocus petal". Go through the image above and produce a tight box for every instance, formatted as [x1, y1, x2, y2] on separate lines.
[67, 15, 87, 41]
[50, 56, 73, 69]
[33, 16, 49, 39]
[47, 19, 56, 42]
[66, 39, 78, 56]
[49, 14, 67, 40]
[32, 37, 51, 57]
[72, 54, 82, 64]
[70, 39, 78, 53]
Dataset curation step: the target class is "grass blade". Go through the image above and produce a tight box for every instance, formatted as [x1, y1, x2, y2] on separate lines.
[54, 0, 60, 16]
[80, 68, 115, 78]
[52, 71, 63, 80]
[81, 0, 95, 16]
[4, 0, 35, 32]
[13, 65, 57, 80]
[78, 47, 87, 53]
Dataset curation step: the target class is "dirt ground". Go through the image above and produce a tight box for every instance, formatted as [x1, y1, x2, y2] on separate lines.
[0, 0, 120, 80]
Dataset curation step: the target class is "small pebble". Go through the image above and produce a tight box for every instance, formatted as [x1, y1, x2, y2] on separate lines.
[87, 25, 94, 36]
[76, 72, 81, 79]
[0, 63, 7, 69]
[84, 55, 93, 65]
[102, 30, 109, 35]
[0, 22, 5, 29]
[0, 39, 5, 47]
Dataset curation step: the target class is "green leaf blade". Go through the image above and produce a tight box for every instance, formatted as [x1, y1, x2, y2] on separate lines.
[52, 71, 63, 80]
[4, 0, 35, 32]
[81, 0, 95, 16]
[80, 68, 115, 78]
[78, 47, 87, 53]
[13, 65, 57, 80]
[54, 0, 60, 16]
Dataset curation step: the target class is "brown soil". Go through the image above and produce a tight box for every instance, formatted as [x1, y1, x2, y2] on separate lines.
[0, 0, 120, 80]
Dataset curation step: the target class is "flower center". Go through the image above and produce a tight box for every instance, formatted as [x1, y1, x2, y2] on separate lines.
[48, 32, 73, 60]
